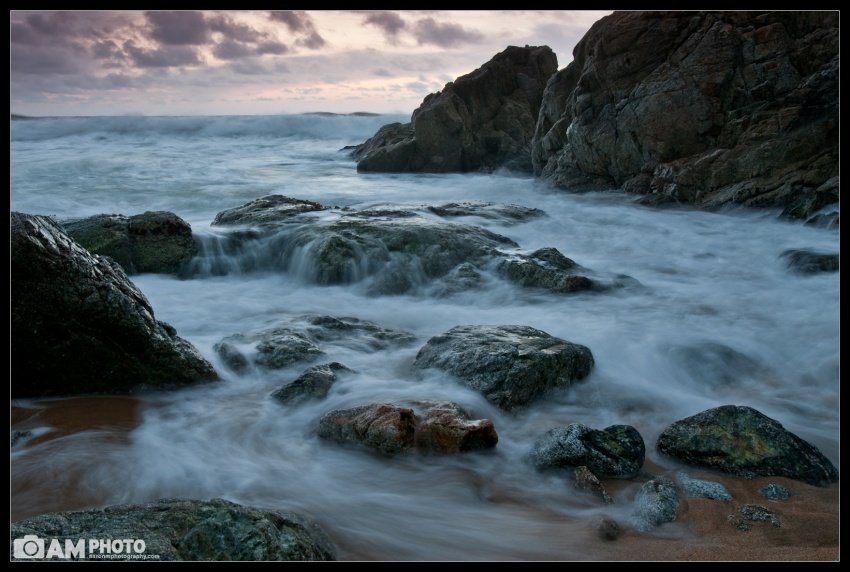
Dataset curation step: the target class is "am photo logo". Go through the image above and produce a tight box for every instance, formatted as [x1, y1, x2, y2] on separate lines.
[12, 535, 150, 560]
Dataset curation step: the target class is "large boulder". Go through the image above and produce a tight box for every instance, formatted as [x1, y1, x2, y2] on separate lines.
[532, 11, 838, 218]
[528, 423, 645, 478]
[656, 405, 838, 486]
[354, 45, 558, 173]
[10, 498, 336, 561]
[211, 195, 324, 227]
[410, 400, 499, 454]
[63, 211, 197, 275]
[631, 476, 679, 532]
[10, 213, 217, 397]
[413, 325, 594, 410]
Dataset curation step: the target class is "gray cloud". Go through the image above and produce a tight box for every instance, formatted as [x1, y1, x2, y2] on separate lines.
[412, 18, 484, 48]
[373, 68, 393, 77]
[208, 14, 264, 43]
[124, 41, 202, 68]
[256, 41, 289, 56]
[212, 39, 254, 61]
[269, 11, 326, 49]
[363, 11, 407, 37]
[146, 11, 209, 45]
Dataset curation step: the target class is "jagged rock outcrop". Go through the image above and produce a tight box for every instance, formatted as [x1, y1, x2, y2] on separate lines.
[532, 11, 838, 219]
[10, 213, 217, 397]
[354, 45, 558, 173]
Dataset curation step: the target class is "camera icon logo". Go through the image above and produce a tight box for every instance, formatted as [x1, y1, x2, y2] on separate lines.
[13, 535, 45, 559]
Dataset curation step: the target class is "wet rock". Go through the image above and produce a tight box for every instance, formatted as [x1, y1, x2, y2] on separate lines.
[426, 201, 545, 223]
[573, 466, 613, 504]
[780, 249, 839, 274]
[213, 340, 252, 373]
[409, 400, 498, 454]
[212, 195, 324, 226]
[676, 472, 732, 501]
[317, 403, 417, 455]
[631, 476, 679, 532]
[668, 342, 769, 387]
[532, 12, 838, 218]
[732, 504, 781, 529]
[356, 46, 558, 173]
[656, 405, 838, 487]
[10, 498, 336, 561]
[803, 211, 839, 229]
[759, 483, 792, 501]
[498, 248, 597, 293]
[301, 315, 417, 350]
[595, 517, 621, 541]
[11, 430, 32, 447]
[432, 262, 485, 296]
[413, 325, 594, 410]
[271, 363, 353, 406]
[529, 423, 645, 478]
[11, 213, 217, 397]
[216, 329, 323, 372]
[63, 211, 197, 275]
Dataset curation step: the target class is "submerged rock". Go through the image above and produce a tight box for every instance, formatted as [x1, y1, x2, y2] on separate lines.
[676, 472, 732, 501]
[759, 483, 792, 501]
[413, 325, 594, 410]
[656, 405, 838, 487]
[426, 201, 545, 223]
[63, 211, 197, 275]
[271, 362, 353, 406]
[631, 476, 679, 532]
[573, 466, 614, 504]
[668, 342, 769, 388]
[780, 249, 839, 274]
[212, 195, 324, 226]
[317, 401, 498, 456]
[317, 403, 417, 455]
[355, 45, 558, 173]
[529, 423, 645, 478]
[10, 498, 336, 561]
[498, 248, 596, 293]
[532, 12, 838, 218]
[595, 517, 621, 541]
[11, 213, 217, 397]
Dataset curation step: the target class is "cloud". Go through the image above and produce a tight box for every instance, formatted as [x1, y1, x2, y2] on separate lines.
[412, 17, 484, 48]
[269, 11, 326, 49]
[373, 68, 393, 77]
[146, 11, 209, 45]
[256, 41, 289, 55]
[212, 39, 254, 61]
[362, 11, 407, 38]
[207, 14, 263, 43]
[124, 41, 202, 68]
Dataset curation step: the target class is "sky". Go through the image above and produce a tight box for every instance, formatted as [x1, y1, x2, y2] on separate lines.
[10, 10, 611, 117]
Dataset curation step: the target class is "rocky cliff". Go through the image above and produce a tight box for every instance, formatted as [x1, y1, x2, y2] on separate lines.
[531, 11, 838, 219]
[354, 45, 558, 173]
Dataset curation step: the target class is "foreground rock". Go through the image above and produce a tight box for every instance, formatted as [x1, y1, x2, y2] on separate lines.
[780, 249, 839, 274]
[529, 423, 645, 478]
[10, 498, 335, 561]
[426, 201, 545, 223]
[63, 211, 197, 275]
[573, 466, 614, 504]
[631, 476, 679, 532]
[413, 325, 594, 410]
[532, 12, 838, 218]
[657, 405, 838, 486]
[760, 483, 792, 501]
[498, 248, 597, 293]
[355, 45, 558, 173]
[212, 195, 324, 226]
[271, 363, 354, 406]
[676, 472, 732, 501]
[11, 213, 217, 397]
[317, 401, 498, 456]
[729, 504, 781, 531]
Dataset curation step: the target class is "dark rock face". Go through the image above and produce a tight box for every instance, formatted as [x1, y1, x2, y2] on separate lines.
[413, 325, 594, 410]
[271, 362, 353, 406]
[317, 403, 417, 455]
[780, 249, 839, 274]
[355, 45, 558, 173]
[317, 401, 498, 456]
[215, 315, 415, 374]
[498, 248, 596, 293]
[426, 201, 545, 223]
[532, 11, 838, 218]
[631, 476, 679, 532]
[64, 211, 197, 275]
[10, 213, 217, 397]
[212, 195, 324, 226]
[657, 405, 838, 486]
[10, 498, 336, 561]
[528, 423, 645, 478]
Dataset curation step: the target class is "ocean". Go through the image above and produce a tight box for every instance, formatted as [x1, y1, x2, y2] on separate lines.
[10, 114, 839, 559]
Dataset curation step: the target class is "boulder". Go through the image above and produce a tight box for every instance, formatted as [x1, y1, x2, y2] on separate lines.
[317, 403, 417, 456]
[63, 211, 197, 275]
[355, 45, 558, 173]
[676, 472, 732, 501]
[780, 249, 839, 274]
[10, 498, 335, 561]
[413, 325, 594, 410]
[631, 476, 679, 532]
[10, 213, 217, 397]
[498, 248, 596, 293]
[409, 400, 498, 454]
[212, 195, 324, 226]
[656, 405, 838, 486]
[532, 11, 838, 218]
[426, 201, 545, 223]
[271, 362, 353, 406]
[528, 423, 645, 478]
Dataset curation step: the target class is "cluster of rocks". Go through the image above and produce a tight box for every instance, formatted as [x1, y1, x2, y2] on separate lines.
[351, 12, 839, 223]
